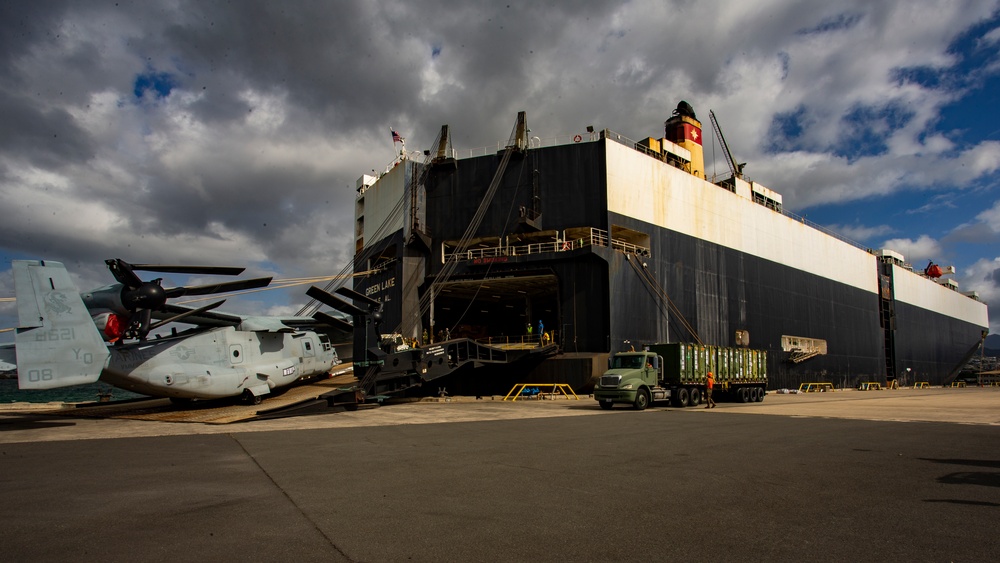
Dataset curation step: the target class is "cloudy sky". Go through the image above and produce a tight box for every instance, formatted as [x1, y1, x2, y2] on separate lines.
[1, 0, 999, 341]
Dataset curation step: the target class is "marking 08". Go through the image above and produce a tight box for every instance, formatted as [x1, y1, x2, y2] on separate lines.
[34, 328, 76, 341]
[26, 369, 54, 382]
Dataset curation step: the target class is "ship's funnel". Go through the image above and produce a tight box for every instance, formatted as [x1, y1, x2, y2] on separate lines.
[664, 100, 705, 179]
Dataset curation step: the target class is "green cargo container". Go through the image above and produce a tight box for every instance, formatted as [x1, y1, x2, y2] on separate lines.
[649, 343, 767, 387]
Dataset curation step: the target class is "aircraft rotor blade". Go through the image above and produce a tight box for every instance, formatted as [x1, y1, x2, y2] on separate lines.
[313, 311, 354, 332]
[131, 264, 246, 276]
[306, 286, 367, 317]
[105, 258, 145, 288]
[164, 276, 273, 298]
[148, 299, 227, 331]
[335, 286, 381, 309]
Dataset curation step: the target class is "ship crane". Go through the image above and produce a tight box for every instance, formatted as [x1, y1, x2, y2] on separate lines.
[709, 110, 746, 180]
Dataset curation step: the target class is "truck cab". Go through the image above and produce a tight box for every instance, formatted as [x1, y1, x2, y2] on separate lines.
[593, 351, 664, 410]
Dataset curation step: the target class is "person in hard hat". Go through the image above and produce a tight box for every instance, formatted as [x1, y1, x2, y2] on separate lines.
[705, 371, 716, 409]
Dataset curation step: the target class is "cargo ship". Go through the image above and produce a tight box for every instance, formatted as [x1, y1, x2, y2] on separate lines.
[349, 101, 989, 393]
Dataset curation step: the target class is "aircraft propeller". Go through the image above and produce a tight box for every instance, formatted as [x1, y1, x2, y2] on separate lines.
[306, 285, 383, 334]
[104, 258, 273, 340]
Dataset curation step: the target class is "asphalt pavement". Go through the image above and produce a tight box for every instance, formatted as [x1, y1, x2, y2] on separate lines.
[1, 388, 998, 562]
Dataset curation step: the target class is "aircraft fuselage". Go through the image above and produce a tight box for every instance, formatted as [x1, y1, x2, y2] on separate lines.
[100, 326, 338, 400]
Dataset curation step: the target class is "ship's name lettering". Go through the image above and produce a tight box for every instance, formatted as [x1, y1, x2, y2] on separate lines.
[473, 257, 509, 265]
[365, 278, 396, 296]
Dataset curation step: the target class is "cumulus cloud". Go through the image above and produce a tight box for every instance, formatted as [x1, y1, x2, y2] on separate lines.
[976, 199, 1000, 233]
[962, 257, 1000, 333]
[880, 234, 944, 265]
[825, 223, 895, 244]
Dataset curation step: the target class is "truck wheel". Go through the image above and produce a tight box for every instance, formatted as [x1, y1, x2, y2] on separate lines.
[739, 387, 750, 403]
[599, 400, 614, 410]
[688, 387, 701, 406]
[756, 387, 766, 402]
[675, 387, 690, 408]
[633, 389, 650, 411]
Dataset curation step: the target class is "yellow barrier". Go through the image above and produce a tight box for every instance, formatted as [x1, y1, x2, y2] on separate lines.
[913, 382, 929, 389]
[503, 383, 579, 401]
[950, 381, 967, 388]
[798, 382, 834, 393]
[858, 382, 882, 391]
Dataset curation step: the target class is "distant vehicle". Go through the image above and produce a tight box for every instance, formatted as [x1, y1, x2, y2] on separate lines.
[11, 259, 350, 404]
[593, 343, 767, 409]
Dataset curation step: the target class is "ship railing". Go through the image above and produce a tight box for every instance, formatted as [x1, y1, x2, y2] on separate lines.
[610, 238, 650, 256]
[443, 227, 649, 262]
[477, 333, 556, 349]
[780, 208, 868, 252]
[450, 133, 599, 160]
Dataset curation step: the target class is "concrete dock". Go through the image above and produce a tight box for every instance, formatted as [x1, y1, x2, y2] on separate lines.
[1, 387, 998, 561]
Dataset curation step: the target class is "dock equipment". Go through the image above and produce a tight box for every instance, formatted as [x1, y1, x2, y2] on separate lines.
[798, 382, 835, 392]
[503, 383, 579, 401]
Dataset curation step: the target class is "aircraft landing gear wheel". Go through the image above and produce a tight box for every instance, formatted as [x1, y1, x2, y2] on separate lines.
[241, 390, 262, 405]
[599, 400, 614, 410]
[633, 389, 649, 411]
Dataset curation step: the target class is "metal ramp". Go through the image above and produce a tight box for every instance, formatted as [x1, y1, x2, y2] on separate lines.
[364, 338, 559, 396]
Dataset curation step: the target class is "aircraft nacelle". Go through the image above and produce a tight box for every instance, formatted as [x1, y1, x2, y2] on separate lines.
[81, 285, 129, 316]
[83, 285, 131, 341]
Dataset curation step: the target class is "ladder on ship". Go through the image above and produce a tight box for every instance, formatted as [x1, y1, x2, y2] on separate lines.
[878, 263, 897, 380]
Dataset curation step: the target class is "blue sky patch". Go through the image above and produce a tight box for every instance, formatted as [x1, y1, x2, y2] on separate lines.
[133, 69, 177, 100]
[796, 12, 864, 35]
[834, 102, 915, 161]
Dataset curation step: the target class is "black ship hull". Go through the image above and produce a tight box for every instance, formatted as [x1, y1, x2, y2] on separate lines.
[352, 121, 988, 393]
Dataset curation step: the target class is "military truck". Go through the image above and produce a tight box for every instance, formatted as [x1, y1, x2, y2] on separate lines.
[593, 343, 767, 410]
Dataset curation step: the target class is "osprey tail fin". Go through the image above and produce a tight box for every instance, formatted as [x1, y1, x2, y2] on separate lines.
[13, 260, 109, 389]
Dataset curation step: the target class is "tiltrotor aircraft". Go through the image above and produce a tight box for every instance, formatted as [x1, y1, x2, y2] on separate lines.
[11, 259, 351, 404]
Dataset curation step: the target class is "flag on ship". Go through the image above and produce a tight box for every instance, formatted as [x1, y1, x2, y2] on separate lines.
[391, 128, 404, 144]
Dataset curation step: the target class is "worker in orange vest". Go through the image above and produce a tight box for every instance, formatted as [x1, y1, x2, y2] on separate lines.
[705, 371, 716, 409]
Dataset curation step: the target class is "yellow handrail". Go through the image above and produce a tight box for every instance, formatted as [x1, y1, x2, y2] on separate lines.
[798, 382, 834, 392]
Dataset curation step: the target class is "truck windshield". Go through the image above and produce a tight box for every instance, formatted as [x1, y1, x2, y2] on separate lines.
[612, 356, 644, 369]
